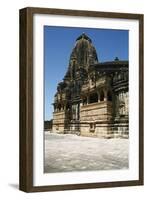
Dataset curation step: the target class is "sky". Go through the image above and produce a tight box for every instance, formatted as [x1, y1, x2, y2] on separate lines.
[44, 26, 128, 120]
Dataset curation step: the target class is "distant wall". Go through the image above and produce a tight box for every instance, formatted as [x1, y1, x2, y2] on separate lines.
[44, 120, 53, 131]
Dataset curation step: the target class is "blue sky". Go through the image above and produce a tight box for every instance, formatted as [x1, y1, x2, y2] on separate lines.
[44, 26, 128, 120]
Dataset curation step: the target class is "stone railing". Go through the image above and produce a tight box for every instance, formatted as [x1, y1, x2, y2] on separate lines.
[96, 77, 106, 87]
[81, 84, 89, 92]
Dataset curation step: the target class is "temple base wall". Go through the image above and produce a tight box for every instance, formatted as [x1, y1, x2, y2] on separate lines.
[52, 111, 66, 133]
[80, 123, 128, 138]
[52, 102, 128, 138]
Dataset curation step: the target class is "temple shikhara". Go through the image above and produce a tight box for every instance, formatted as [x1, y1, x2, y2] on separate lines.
[52, 33, 129, 138]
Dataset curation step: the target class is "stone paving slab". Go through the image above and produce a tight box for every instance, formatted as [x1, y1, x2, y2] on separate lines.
[44, 132, 129, 173]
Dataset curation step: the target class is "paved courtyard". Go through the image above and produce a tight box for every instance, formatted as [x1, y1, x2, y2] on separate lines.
[44, 132, 129, 173]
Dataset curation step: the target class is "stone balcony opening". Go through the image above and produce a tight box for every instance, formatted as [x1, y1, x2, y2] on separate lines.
[89, 93, 98, 103]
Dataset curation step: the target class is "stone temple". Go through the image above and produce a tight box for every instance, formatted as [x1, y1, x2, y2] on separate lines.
[52, 33, 129, 138]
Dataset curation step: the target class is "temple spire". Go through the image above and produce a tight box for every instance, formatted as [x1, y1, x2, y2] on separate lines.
[69, 33, 98, 69]
[76, 33, 92, 42]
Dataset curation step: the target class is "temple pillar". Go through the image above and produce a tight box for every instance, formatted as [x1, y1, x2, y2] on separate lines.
[104, 89, 107, 101]
[97, 92, 100, 102]
[87, 95, 89, 104]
